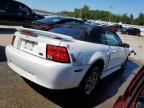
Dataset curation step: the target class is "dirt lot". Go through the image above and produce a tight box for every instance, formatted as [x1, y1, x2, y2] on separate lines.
[119, 33, 144, 64]
[0, 28, 143, 108]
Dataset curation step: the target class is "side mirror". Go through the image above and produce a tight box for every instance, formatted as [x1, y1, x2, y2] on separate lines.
[122, 43, 130, 48]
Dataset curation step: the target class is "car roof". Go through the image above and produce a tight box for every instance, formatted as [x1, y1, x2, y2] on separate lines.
[37, 16, 85, 25]
[49, 23, 104, 42]
[129, 27, 139, 29]
[2, 0, 24, 3]
[1, 0, 30, 8]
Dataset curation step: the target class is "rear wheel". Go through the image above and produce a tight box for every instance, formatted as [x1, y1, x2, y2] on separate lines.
[79, 66, 101, 95]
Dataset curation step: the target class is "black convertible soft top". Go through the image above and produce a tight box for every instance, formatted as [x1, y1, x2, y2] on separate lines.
[49, 23, 104, 43]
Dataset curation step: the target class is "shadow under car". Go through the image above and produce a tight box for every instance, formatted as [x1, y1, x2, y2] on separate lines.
[23, 60, 140, 108]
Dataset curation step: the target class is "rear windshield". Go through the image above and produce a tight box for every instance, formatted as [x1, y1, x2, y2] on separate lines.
[49, 27, 86, 40]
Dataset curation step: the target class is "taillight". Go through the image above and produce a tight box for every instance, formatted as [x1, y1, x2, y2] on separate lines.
[46, 45, 70, 63]
[11, 35, 16, 45]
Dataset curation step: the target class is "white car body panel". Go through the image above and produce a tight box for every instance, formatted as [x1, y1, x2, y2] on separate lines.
[6, 46, 90, 89]
[6, 27, 130, 89]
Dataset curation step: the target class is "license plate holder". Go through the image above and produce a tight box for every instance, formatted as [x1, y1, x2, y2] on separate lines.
[19, 39, 37, 52]
[24, 40, 36, 51]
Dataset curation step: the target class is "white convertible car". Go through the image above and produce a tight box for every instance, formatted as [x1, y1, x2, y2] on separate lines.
[6, 24, 130, 95]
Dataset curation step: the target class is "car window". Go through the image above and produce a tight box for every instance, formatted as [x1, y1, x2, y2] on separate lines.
[105, 29, 122, 46]
[17, 4, 31, 16]
[139, 89, 144, 100]
[129, 77, 144, 108]
[85, 28, 100, 43]
[98, 28, 107, 45]
[6, 1, 18, 14]
[5, 1, 31, 16]
[38, 17, 66, 24]
[135, 88, 144, 108]
[0, 2, 6, 13]
[49, 27, 86, 40]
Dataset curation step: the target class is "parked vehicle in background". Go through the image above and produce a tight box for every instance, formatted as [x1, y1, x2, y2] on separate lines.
[108, 24, 122, 32]
[137, 26, 144, 36]
[113, 66, 144, 108]
[120, 27, 141, 36]
[6, 23, 130, 95]
[30, 16, 85, 30]
[0, 0, 44, 27]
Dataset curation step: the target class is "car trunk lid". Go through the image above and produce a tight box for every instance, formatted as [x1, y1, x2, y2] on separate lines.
[14, 27, 73, 59]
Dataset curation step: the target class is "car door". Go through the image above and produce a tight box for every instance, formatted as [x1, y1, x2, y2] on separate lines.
[104, 29, 126, 69]
[130, 28, 135, 35]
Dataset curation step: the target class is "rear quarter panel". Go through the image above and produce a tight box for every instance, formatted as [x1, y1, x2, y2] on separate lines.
[60, 40, 110, 71]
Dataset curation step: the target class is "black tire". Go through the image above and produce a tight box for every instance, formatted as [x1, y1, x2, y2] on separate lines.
[120, 57, 128, 72]
[79, 66, 101, 96]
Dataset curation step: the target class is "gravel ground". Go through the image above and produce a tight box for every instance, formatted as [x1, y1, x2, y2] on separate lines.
[0, 28, 143, 108]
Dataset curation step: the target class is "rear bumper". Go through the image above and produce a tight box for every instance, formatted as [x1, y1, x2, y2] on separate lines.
[6, 46, 89, 89]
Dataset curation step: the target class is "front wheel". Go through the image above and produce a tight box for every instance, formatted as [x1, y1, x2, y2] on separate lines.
[79, 66, 101, 95]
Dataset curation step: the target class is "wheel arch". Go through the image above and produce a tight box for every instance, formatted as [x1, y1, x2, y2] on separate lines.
[81, 58, 105, 83]
[78, 58, 105, 90]
[89, 59, 105, 75]
[88, 52, 107, 73]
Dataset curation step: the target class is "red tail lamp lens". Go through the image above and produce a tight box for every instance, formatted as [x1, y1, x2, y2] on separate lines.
[46, 45, 70, 63]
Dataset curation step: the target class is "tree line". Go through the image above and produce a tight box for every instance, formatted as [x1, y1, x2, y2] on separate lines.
[57, 5, 144, 26]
